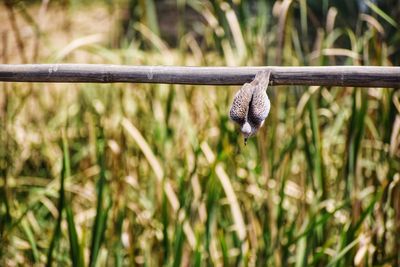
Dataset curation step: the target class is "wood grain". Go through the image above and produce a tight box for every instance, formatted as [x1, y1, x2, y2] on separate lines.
[0, 64, 399, 87]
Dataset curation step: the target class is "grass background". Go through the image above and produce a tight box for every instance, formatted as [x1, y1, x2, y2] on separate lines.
[0, 0, 400, 266]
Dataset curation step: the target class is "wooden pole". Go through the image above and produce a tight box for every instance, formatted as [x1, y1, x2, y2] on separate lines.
[0, 64, 399, 87]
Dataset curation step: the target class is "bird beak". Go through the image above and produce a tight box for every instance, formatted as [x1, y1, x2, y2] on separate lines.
[244, 138, 248, 145]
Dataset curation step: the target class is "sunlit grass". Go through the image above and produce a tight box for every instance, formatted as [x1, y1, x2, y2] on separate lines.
[0, 1, 399, 266]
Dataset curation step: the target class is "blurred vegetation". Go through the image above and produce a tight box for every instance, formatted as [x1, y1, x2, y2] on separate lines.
[1, 0, 400, 266]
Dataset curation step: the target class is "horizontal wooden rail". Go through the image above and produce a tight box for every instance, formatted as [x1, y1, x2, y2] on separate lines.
[0, 64, 399, 87]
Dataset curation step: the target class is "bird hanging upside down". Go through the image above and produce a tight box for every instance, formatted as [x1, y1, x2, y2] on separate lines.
[229, 70, 271, 145]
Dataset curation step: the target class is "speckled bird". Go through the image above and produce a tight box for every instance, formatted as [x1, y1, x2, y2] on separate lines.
[229, 70, 271, 144]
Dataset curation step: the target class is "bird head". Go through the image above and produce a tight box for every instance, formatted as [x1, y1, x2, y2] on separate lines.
[240, 121, 255, 145]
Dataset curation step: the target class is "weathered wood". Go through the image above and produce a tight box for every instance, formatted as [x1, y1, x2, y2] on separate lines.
[0, 64, 399, 87]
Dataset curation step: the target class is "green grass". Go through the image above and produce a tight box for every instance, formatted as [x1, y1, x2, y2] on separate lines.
[1, 0, 400, 266]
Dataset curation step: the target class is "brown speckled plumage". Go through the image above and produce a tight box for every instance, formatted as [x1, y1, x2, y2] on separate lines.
[229, 71, 271, 143]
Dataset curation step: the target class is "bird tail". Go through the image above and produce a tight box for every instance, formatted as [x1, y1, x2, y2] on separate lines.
[252, 70, 271, 90]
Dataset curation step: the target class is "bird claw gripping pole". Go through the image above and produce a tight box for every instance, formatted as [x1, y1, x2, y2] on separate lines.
[229, 70, 271, 145]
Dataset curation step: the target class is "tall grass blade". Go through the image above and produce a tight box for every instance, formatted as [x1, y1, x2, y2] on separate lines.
[294, 232, 307, 267]
[66, 206, 84, 267]
[161, 190, 170, 262]
[308, 94, 325, 200]
[113, 209, 125, 267]
[172, 221, 184, 267]
[218, 231, 229, 266]
[144, 0, 160, 36]
[365, 1, 398, 28]
[193, 241, 202, 267]
[327, 237, 360, 267]
[21, 219, 39, 263]
[46, 130, 69, 267]
[345, 89, 367, 196]
[89, 132, 111, 267]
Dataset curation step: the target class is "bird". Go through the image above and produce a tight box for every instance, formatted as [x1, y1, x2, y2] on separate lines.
[229, 70, 271, 145]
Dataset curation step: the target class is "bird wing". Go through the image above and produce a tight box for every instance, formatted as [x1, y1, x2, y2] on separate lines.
[248, 71, 271, 125]
[229, 82, 254, 125]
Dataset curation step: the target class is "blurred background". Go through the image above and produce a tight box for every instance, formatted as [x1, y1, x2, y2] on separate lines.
[0, 0, 400, 266]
